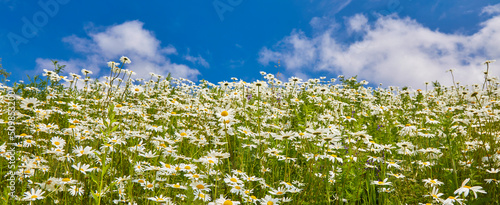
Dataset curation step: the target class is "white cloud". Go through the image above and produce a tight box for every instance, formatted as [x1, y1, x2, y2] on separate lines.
[259, 14, 500, 88]
[35, 20, 200, 81]
[185, 54, 210, 68]
[347, 14, 368, 32]
[482, 4, 500, 15]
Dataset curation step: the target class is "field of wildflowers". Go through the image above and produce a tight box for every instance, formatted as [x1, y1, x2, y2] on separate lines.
[0, 57, 499, 204]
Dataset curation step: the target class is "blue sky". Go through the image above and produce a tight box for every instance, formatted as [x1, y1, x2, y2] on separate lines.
[1, 0, 500, 88]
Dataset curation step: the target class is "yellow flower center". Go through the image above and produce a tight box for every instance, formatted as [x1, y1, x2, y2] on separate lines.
[267, 202, 274, 205]
[221, 110, 229, 116]
[276, 191, 283, 195]
[180, 132, 187, 136]
[62, 178, 70, 182]
[196, 184, 205, 189]
[31, 195, 38, 199]
[223, 200, 233, 205]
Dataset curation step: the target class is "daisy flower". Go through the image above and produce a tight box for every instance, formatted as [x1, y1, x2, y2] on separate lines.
[169, 183, 188, 190]
[71, 162, 94, 174]
[224, 174, 244, 184]
[211, 195, 241, 205]
[269, 187, 287, 196]
[453, 178, 487, 198]
[148, 195, 172, 203]
[423, 187, 444, 203]
[120, 56, 131, 64]
[22, 188, 45, 201]
[194, 190, 212, 202]
[372, 178, 392, 186]
[422, 178, 444, 187]
[191, 181, 212, 192]
[259, 195, 280, 205]
[69, 185, 84, 196]
[20, 97, 40, 110]
[50, 136, 66, 147]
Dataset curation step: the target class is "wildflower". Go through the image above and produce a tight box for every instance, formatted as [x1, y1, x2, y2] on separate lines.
[484, 179, 499, 184]
[426, 117, 440, 124]
[81, 69, 93, 75]
[169, 183, 188, 190]
[229, 184, 246, 196]
[211, 195, 241, 205]
[372, 178, 392, 186]
[216, 107, 235, 121]
[138, 150, 159, 158]
[50, 136, 66, 147]
[120, 56, 131, 64]
[387, 172, 405, 179]
[68, 102, 82, 110]
[22, 188, 45, 201]
[148, 195, 172, 203]
[194, 191, 212, 202]
[258, 195, 279, 205]
[386, 161, 401, 169]
[342, 116, 356, 122]
[398, 124, 417, 136]
[179, 163, 197, 172]
[486, 168, 500, 173]
[176, 194, 187, 201]
[20, 97, 40, 110]
[108, 61, 120, 68]
[69, 185, 84, 196]
[71, 162, 94, 174]
[423, 186, 444, 203]
[269, 187, 287, 196]
[58, 177, 77, 185]
[224, 174, 244, 184]
[418, 161, 434, 168]
[453, 178, 487, 198]
[191, 181, 212, 192]
[442, 196, 463, 205]
[23, 139, 36, 147]
[130, 85, 144, 94]
[73, 146, 94, 157]
[141, 181, 155, 191]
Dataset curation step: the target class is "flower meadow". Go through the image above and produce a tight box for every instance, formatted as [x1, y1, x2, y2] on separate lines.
[0, 57, 499, 204]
